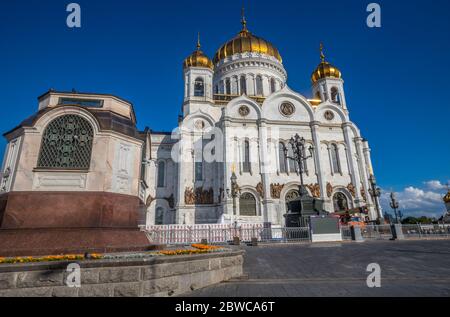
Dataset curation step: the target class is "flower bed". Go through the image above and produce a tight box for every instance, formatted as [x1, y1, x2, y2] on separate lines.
[0, 244, 225, 264]
[157, 244, 224, 256]
[0, 254, 102, 264]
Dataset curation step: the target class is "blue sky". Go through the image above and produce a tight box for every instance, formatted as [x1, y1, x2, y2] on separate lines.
[1, 0, 449, 217]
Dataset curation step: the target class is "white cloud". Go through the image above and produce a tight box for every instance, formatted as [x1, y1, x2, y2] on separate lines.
[424, 180, 448, 191]
[380, 181, 448, 219]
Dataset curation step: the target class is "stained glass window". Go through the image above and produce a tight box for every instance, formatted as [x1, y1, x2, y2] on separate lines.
[37, 114, 94, 169]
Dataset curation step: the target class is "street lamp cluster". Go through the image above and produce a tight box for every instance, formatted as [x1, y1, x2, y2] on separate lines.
[283, 134, 314, 196]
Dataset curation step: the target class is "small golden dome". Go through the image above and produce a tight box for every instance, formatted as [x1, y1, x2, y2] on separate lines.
[444, 190, 450, 204]
[213, 12, 282, 64]
[183, 34, 214, 70]
[311, 44, 342, 83]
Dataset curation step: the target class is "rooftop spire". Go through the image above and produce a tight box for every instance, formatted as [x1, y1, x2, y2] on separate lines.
[320, 42, 326, 63]
[196, 32, 201, 50]
[241, 6, 248, 31]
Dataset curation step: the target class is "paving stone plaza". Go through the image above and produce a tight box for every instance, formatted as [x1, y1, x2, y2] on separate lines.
[187, 240, 450, 297]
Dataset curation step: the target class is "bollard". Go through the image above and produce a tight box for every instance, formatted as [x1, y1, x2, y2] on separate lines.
[390, 224, 405, 240]
[350, 226, 364, 242]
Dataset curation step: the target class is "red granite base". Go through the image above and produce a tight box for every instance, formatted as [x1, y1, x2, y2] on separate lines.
[0, 228, 159, 257]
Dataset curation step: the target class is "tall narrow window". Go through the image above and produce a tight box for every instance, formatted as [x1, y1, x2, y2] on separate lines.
[194, 138, 203, 182]
[270, 78, 276, 94]
[243, 140, 251, 173]
[256, 75, 263, 96]
[240, 76, 247, 95]
[157, 161, 165, 188]
[287, 144, 298, 173]
[278, 142, 287, 173]
[225, 78, 231, 95]
[331, 87, 341, 104]
[194, 77, 204, 97]
[37, 114, 93, 170]
[214, 85, 219, 94]
[331, 144, 341, 174]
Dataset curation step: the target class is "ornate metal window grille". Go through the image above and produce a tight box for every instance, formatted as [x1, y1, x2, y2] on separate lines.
[37, 115, 94, 169]
[239, 192, 257, 216]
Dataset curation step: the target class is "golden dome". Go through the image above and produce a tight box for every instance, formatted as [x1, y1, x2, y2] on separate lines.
[311, 44, 342, 83]
[183, 34, 214, 70]
[444, 190, 450, 204]
[213, 13, 282, 64]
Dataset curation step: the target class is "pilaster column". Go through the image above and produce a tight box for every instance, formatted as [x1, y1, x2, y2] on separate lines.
[342, 123, 363, 205]
[258, 120, 275, 224]
[361, 140, 379, 221]
[310, 121, 326, 200]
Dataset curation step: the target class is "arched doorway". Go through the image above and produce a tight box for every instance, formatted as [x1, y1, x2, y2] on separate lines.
[285, 189, 299, 212]
[239, 192, 257, 216]
[333, 192, 349, 212]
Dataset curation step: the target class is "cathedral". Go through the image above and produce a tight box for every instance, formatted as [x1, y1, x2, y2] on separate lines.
[0, 14, 381, 252]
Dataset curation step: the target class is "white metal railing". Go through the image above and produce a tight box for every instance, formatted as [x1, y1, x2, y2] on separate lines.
[361, 225, 393, 240]
[145, 224, 265, 245]
[341, 226, 353, 240]
[144, 224, 312, 245]
[401, 224, 450, 239]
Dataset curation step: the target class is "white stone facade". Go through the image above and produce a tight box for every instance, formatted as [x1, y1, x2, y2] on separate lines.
[144, 46, 381, 227]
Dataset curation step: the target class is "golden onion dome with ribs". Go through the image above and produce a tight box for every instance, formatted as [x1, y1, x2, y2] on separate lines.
[213, 13, 282, 64]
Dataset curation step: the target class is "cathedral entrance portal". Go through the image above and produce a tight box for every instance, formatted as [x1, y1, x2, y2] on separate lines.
[333, 192, 349, 212]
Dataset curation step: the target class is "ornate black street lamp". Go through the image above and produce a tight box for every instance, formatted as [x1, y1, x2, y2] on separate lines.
[390, 192, 401, 224]
[368, 174, 383, 223]
[284, 134, 314, 196]
[230, 171, 240, 216]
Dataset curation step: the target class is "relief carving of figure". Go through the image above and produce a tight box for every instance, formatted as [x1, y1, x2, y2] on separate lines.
[307, 183, 321, 198]
[347, 183, 356, 198]
[360, 187, 367, 202]
[184, 187, 195, 205]
[270, 183, 284, 199]
[327, 182, 333, 198]
[256, 182, 264, 198]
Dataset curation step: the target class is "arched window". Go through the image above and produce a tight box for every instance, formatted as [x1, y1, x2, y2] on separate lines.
[225, 78, 231, 95]
[155, 207, 164, 225]
[278, 142, 287, 173]
[37, 114, 94, 169]
[194, 138, 203, 182]
[330, 144, 341, 174]
[270, 78, 276, 94]
[239, 192, 257, 216]
[157, 161, 165, 188]
[243, 140, 251, 173]
[331, 87, 341, 105]
[256, 75, 263, 96]
[333, 192, 348, 212]
[194, 77, 204, 97]
[240, 76, 247, 95]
